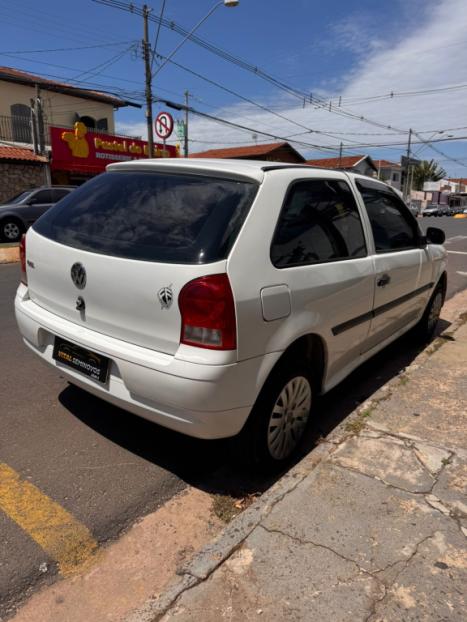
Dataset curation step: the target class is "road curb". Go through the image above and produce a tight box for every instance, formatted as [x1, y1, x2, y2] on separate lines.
[125, 442, 338, 622]
[125, 291, 467, 622]
[0, 245, 19, 264]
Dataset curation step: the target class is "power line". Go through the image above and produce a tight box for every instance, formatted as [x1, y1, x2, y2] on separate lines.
[150, 0, 166, 73]
[0, 41, 136, 54]
[93, 0, 423, 139]
[329, 82, 467, 106]
[154, 97, 358, 154]
[154, 53, 365, 152]
[72, 44, 136, 82]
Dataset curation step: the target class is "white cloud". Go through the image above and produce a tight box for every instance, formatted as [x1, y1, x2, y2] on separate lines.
[117, 0, 467, 175]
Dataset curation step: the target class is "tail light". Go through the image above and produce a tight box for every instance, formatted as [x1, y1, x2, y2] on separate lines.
[178, 274, 237, 350]
[19, 234, 27, 285]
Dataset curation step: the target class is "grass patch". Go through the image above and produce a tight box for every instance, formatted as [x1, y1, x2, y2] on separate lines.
[212, 492, 260, 524]
[345, 408, 374, 434]
[399, 375, 409, 386]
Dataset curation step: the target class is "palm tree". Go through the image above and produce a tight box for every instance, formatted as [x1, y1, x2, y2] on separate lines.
[412, 159, 447, 191]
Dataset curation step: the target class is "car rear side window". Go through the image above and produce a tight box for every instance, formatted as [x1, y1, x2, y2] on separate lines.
[52, 189, 72, 201]
[271, 179, 367, 268]
[32, 190, 55, 203]
[33, 171, 258, 264]
[356, 180, 419, 252]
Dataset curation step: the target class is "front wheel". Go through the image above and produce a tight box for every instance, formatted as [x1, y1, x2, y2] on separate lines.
[412, 284, 444, 343]
[233, 364, 313, 471]
[1, 219, 23, 243]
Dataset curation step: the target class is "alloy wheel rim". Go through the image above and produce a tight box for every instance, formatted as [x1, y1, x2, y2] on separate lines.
[4, 222, 20, 240]
[267, 376, 312, 461]
[428, 292, 443, 332]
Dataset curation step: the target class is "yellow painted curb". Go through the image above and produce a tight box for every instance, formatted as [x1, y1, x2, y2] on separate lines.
[0, 246, 20, 263]
[0, 463, 98, 576]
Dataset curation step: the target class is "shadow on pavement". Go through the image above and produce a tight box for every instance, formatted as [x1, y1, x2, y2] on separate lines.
[59, 318, 451, 499]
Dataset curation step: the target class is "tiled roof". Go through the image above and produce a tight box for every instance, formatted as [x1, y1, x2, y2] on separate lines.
[0, 66, 140, 108]
[305, 155, 365, 168]
[0, 145, 47, 162]
[189, 141, 302, 159]
[374, 159, 401, 168]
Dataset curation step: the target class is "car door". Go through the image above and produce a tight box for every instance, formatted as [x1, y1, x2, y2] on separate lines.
[355, 178, 432, 351]
[24, 189, 55, 224]
[265, 176, 375, 384]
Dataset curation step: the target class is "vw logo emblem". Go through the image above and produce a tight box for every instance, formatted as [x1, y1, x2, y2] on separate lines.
[158, 285, 173, 309]
[70, 263, 86, 290]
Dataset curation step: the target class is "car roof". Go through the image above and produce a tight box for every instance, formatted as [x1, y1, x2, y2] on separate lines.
[107, 158, 393, 189]
[108, 158, 360, 183]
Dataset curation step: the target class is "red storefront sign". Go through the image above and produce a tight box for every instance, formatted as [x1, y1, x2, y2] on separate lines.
[50, 123, 179, 174]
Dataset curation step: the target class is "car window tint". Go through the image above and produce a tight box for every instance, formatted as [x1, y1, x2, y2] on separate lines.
[32, 190, 55, 203]
[271, 179, 367, 268]
[52, 189, 72, 201]
[356, 181, 418, 252]
[33, 171, 258, 264]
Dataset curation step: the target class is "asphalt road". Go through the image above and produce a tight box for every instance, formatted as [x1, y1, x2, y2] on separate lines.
[1, 216, 466, 617]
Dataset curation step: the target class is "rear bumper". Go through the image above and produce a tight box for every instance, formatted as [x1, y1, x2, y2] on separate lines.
[15, 287, 281, 439]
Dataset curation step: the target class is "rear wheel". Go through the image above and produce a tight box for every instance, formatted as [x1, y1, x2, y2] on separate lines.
[233, 363, 313, 471]
[1, 219, 23, 243]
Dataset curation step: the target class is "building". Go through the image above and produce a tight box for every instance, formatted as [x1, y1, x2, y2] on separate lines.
[305, 154, 378, 177]
[0, 66, 179, 193]
[374, 160, 402, 190]
[0, 146, 49, 203]
[189, 142, 305, 163]
[423, 179, 458, 193]
[448, 178, 467, 192]
[0, 65, 139, 141]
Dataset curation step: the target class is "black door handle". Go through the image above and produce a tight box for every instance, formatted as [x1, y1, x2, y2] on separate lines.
[377, 274, 391, 287]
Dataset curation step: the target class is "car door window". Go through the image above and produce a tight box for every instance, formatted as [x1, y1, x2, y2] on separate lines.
[30, 190, 54, 204]
[356, 180, 419, 253]
[52, 189, 71, 202]
[271, 179, 367, 268]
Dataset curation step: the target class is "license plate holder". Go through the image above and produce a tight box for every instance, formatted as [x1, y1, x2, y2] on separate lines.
[53, 337, 109, 384]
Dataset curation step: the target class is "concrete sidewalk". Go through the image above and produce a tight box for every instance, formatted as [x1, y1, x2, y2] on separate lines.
[130, 297, 467, 622]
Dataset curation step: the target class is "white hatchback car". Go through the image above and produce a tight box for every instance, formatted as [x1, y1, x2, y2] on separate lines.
[15, 159, 447, 468]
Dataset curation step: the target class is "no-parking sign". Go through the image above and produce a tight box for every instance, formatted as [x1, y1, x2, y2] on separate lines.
[155, 112, 174, 140]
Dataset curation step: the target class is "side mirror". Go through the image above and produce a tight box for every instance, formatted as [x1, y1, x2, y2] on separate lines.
[426, 227, 445, 245]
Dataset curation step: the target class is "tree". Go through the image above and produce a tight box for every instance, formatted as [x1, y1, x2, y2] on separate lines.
[412, 159, 447, 191]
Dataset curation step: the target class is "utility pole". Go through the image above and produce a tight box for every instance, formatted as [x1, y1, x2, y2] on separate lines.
[30, 97, 38, 155]
[184, 90, 189, 157]
[403, 128, 412, 202]
[338, 142, 343, 169]
[35, 84, 45, 155]
[143, 4, 154, 158]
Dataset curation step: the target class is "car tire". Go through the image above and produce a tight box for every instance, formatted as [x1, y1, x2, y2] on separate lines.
[0, 218, 24, 243]
[412, 283, 444, 343]
[232, 362, 313, 471]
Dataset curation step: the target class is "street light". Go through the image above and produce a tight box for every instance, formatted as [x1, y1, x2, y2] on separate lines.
[152, 0, 239, 77]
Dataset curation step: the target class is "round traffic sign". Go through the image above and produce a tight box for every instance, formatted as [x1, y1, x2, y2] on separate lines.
[155, 111, 174, 139]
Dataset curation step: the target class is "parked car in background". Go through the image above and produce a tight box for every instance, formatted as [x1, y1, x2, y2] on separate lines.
[0, 186, 76, 242]
[422, 205, 445, 217]
[15, 161, 447, 469]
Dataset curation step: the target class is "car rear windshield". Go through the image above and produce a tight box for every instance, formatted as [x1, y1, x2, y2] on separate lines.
[33, 171, 258, 263]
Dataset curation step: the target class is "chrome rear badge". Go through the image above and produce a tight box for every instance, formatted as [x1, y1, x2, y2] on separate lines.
[71, 262, 86, 290]
[158, 285, 173, 309]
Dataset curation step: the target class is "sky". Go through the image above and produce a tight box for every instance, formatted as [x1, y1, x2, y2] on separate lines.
[1, 0, 467, 176]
